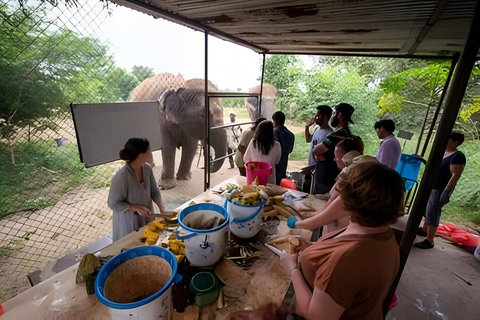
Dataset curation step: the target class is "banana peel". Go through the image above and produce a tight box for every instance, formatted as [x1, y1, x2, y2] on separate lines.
[273, 200, 302, 219]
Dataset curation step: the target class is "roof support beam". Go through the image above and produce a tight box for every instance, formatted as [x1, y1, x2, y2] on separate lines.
[407, 0, 449, 55]
[119, 0, 268, 53]
[383, 1, 480, 316]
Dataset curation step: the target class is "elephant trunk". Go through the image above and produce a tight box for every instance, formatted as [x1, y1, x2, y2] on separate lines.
[210, 127, 227, 173]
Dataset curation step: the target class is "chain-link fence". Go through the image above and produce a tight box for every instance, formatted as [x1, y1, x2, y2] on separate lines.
[0, 0, 119, 301]
[0, 0, 243, 301]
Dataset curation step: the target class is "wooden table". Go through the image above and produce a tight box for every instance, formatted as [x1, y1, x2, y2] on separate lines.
[0, 176, 325, 320]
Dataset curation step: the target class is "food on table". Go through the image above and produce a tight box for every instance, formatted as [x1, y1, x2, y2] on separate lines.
[140, 219, 166, 245]
[103, 255, 172, 303]
[221, 182, 269, 206]
[266, 235, 301, 254]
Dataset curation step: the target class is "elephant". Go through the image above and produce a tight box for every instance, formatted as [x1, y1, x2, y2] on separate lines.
[245, 83, 277, 121]
[127, 73, 226, 189]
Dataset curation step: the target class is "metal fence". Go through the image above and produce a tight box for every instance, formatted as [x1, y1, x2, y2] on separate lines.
[0, 0, 254, 301]
[0, 1, 122, 301]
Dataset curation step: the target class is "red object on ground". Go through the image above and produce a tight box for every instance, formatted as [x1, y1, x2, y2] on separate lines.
[280, 178, 296, 190]
[436, 223, 479, 247]
[0, 301, 3, 315]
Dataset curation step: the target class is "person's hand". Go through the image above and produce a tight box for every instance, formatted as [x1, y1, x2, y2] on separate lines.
[287, 216, 298, 228]
[306, 117, 315, 127]
[440, 190, 451, 205]
[315, 192, 331, 201]
[300, 165, 314, 174]
[130, 205, 150, 218]
[280, 251, 299, 275]
[296, 237, 313, 252]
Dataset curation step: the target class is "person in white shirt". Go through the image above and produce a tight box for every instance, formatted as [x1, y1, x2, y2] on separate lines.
[374, 119, 401, 169]
[301, 105, 333, 192]
[244, 120, 281, 185]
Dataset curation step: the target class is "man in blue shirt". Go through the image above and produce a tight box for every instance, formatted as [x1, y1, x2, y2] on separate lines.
[272, 111, 295, 185]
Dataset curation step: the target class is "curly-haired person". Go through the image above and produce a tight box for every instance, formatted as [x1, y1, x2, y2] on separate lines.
[280, 160, 405, 319]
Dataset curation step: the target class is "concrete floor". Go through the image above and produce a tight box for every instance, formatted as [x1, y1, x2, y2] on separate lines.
[388, 235, 480, 319]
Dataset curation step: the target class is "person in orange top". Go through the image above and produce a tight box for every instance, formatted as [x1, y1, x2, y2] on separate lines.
[280, 160, 405, 319]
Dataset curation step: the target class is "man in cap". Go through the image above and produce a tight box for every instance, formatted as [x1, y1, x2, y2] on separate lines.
[311, 103, 355, 194]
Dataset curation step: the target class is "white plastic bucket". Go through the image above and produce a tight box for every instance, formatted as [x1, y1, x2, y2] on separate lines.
[175, 203, 229, 266]
[225, 198, 266, 238]
[95, 246, 181, 320]
[474, 232, 480, 261]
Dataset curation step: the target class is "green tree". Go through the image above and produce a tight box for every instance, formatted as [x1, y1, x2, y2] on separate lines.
[0, 3, 131, 163]
[131, 65, 155, 82]
[261, 55, 305, 117]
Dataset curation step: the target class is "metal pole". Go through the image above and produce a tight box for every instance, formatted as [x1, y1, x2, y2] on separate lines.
[383, 2, 480, 316]
[415, 65, 442, 155]
[420, 53, 460, 157]
[259, 54, 266, 117]
[204, 31, 210, 191]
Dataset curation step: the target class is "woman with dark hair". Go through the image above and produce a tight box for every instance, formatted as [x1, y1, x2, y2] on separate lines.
[108, 138, 169, 241]
[281, 161, 405, 319]
[243, 120, 282, 184]
[414, 131, 466, 249]
[288, 136, 367, 234]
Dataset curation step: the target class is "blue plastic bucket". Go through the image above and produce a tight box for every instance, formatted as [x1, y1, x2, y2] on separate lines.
[95, 246, 181, 319]
[175, 203, 229, 266]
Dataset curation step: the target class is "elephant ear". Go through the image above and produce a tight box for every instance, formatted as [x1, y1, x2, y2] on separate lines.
[159, 89, 181, 124]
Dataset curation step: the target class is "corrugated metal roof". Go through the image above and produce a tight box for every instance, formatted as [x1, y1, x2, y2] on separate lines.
[114, 0, 479, 57]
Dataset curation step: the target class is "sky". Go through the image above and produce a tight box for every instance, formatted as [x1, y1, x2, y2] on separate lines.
[52, 0, 265, 91]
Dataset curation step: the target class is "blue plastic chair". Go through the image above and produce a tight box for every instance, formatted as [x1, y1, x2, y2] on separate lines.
[396, 154, 426, 191]
[395, 154, 426, 211]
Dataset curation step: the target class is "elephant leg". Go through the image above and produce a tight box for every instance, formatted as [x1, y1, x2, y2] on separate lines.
[176, 138, 198, 180]
[159, 145, 177, 189]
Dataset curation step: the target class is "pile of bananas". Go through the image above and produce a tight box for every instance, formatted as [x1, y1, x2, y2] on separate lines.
[222, 183, 269, 206]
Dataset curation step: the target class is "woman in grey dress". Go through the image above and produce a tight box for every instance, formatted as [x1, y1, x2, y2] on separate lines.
[108, 138, 169, 242]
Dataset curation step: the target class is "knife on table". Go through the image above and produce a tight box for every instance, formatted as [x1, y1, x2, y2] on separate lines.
[264, 243, 284, 256]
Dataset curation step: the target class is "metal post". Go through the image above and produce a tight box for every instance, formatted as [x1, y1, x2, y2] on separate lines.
[204, 31, 210, 191]
[420, 53, 460, 157]
[259, 54, 266, 117]
[383, 2, 480, 316]
[415, 65, 442, 155]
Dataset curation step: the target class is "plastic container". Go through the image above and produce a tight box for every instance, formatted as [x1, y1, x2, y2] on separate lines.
[280, 178, 297, 190]
[175, 203, 229, 266]
[225, 198, 266, 238]
[94, 246, 181, 320]
[245, 161, 272, 185]
[474, 232, 480, 261]
[188, 272, 219, 307]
